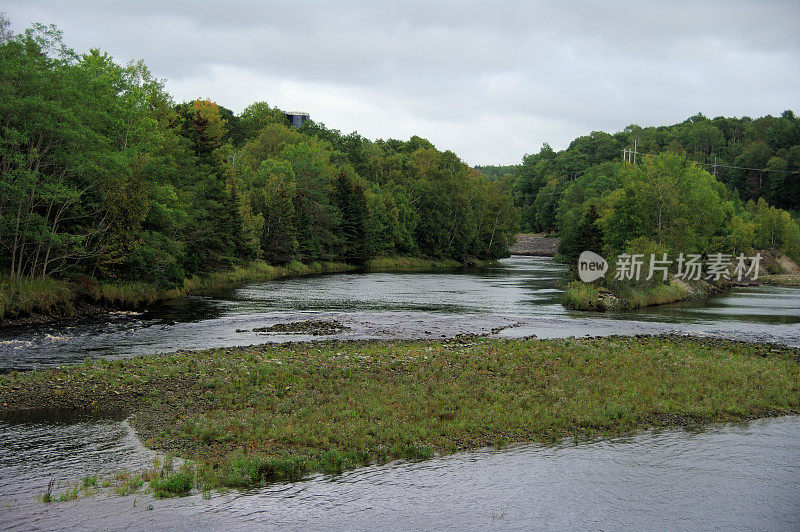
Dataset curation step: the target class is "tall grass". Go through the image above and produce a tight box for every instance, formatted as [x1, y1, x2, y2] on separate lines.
[562, 281, 604, 310]
[563, 279, 704, 311]
[616, 282, 693, 310]
[0, 277, 74, 319]
[0, 261, 357, 320]
[364, 256, 463, 271]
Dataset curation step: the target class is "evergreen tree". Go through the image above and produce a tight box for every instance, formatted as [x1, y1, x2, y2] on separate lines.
[574, 204, 604, 254]
[333, 171, 368, 264]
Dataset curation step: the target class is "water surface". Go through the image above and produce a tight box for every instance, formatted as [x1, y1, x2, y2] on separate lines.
[1, 414, 797, 530]
[1, 256, 799, 370]
[1, 256, 799, 530]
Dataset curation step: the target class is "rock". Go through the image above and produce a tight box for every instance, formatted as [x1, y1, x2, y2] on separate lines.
[252, 320, 350, 336]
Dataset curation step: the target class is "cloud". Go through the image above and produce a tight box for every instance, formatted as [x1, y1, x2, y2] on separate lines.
[4, 0, 800, 164]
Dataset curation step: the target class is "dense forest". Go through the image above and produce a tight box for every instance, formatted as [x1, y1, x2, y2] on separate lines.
[0, 22, 518, 291]
[479, 111, 800, 265]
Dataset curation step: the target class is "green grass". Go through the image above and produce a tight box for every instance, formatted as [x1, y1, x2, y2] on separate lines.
[39, 479, 55, 503]
[0, 277, 74, 319]
[58, 486, 79, 501]
[760, 274, 800, 286]
[563, 279, 706, 311]
[113, 470, 144, 496]
[562, 281, 605, 310]
[149, 468, 194, 498]
[4, 336, 799, 495]
[365, 256, 463, 271]
[615, 282, 694, 310]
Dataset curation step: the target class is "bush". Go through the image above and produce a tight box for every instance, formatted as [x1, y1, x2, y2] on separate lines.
[150, 471, 193, 498]
[562, 281, 604, 310]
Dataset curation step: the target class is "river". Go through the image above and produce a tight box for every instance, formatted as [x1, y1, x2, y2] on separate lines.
[1, 413, 798, 530]
[0, 256, 799, 530]
[1, 256, 799, 371]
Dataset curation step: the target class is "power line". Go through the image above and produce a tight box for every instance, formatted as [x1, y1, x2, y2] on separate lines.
[622, 148, 800, 175]
[697, 161, 800, 175]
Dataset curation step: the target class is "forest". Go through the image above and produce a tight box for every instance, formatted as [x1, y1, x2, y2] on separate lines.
[479, 110, 800, 265]
[0, 22, 519, 296]
[3, 19, 799, 320]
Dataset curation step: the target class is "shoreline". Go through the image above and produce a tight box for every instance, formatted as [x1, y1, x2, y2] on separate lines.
[563, 252, 800, 311]
[2, 335, 797, 492]
[562, 277, 726, 311]
[0, 256, 498, 328]
[563, 275, 800, 312]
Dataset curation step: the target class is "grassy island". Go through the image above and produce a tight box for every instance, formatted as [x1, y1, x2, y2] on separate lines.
[1, 335, 798, 496]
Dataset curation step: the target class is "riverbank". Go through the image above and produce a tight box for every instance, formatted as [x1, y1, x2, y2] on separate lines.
[563, 253, 800, 311]
[1, 335, 797, 495]
[760, 274, 800, 286]
[562, 278, 722, 311]
[0, 256, 489, 326]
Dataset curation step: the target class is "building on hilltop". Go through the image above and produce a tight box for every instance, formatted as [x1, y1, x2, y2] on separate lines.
[285, 111, 310, 128]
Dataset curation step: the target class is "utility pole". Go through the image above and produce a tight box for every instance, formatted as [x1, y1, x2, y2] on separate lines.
[623, 140, 639, 164]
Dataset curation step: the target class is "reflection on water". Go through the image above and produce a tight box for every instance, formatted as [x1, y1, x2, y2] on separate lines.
[1, 414, 798, 530]
[1, 256, 799, 370]
[610, 284, 800, 325]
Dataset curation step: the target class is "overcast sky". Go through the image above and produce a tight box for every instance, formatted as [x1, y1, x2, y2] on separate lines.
[5, 1, 800, 165]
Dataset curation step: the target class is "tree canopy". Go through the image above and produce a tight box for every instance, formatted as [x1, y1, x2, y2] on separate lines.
[0, 22, 518, 287]
[480, 112, 800, 265]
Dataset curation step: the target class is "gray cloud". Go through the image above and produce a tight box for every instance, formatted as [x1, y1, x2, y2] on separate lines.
[4, 0, 799, 164]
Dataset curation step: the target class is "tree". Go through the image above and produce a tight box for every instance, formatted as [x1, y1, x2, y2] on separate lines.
[0, 20, 521, 288]
[602, 153, 728, 255]
[575, 205, 604, 254]
[0, 12, 12, 44]
[239, 101, 289, 140]
[251, 160, 298, 264]
[176, 99, 228, 169]
[0, 26, 163, 279]
[764, 156, 788, 208]
[332, 171, 368, 264]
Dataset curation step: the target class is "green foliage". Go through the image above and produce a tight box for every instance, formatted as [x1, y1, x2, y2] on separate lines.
[601, 153, 730, 255]
[332, 171, 368, 264]
[560, 204, 603, 262]
[251, 161, 299, 263]
[149, 469, 194, 498]
[749, 198, 800, 260]
[239, 101, 290, 139]
[561, 281, 604, 310]
[0, 21, 517, 303]
[0, 277, 74, 318]
[500, 111, 800, 263]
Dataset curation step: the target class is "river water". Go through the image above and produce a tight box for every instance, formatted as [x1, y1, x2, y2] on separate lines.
[1, 415, 798, 530]
[1, 256, 799, 371]
[1, 256, 799, 530]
